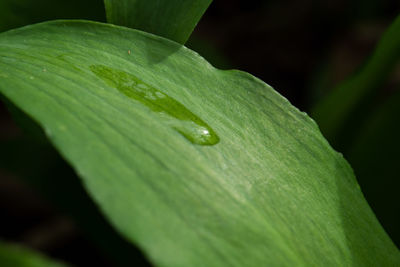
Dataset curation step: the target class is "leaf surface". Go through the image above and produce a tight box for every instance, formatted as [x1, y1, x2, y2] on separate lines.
[103, 0, 212, 44]
[0, 20, 398, 266]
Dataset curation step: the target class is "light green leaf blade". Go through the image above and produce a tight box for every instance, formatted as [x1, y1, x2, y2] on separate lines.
[103, 0, 212, 44]
[0, 21, 398, 266]
[0, 241, 69, 267]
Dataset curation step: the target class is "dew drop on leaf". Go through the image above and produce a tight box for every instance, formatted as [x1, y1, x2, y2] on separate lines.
[90, 65, 220, 146]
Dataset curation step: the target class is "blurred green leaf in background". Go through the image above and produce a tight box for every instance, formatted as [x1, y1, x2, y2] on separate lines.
[103, 0, 212, 44]
[0, 241, 69, 267]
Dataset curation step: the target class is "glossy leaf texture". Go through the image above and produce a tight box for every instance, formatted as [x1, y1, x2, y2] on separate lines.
[0, 241, 68, 267]
[103, 0, 212, 44]
[0, 21, 398, 266]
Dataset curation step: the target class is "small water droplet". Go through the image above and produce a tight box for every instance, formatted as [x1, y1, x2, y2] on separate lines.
[90, 65, 220, 146]
[29, 76, 34, 80]
[44, 128, 53, 137]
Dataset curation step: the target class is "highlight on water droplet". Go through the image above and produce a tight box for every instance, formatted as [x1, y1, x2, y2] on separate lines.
[90, 65, 220, 146]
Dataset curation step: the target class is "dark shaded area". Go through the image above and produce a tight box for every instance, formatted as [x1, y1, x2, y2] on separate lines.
[190, 0, 400, 110]
[0, 0, 106, 32]
[0, 113, 112, 266]
[344, 91, 400, 249]
[0, 0, 399, 266]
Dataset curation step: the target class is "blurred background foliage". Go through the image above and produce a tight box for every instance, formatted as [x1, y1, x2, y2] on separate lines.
[0, 0, 399, 266]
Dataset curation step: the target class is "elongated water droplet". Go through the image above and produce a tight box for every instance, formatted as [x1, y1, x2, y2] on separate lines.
[90, 65, 220, 146]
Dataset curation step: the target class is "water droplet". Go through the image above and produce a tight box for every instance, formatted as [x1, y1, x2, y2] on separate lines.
[44, 128, 53, 137]
[90, 65, 220, 146]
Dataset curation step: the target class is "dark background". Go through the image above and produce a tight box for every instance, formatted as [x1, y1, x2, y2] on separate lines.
[0, 0, 399, 266]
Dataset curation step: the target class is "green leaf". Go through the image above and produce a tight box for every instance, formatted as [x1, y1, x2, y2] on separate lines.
[311, 15, 400, 142]
[0, 241, 68, 267]
[103, 0, 212, 44]
[0, 20, 398, 266]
